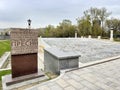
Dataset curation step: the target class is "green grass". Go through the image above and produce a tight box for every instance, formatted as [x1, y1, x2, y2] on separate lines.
[0, 70, 11, 81]
[0, 70, 11, 90]
[0, 40, 10, 57]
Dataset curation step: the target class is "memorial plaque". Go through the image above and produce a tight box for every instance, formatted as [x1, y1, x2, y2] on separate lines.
[11, 29, 38, 55]
[10, 29, 38, 78]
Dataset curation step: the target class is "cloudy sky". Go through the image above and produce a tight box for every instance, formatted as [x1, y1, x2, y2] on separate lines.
[0, 0, 120, 28]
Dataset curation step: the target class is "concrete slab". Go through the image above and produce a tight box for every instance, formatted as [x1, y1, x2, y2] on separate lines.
[2, 70, 48, 90]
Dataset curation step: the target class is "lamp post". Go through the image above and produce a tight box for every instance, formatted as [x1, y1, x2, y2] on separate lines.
[27, 19, 31, 29]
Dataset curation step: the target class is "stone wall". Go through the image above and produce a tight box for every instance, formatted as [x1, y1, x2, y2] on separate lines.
[44, 48, 80, 74]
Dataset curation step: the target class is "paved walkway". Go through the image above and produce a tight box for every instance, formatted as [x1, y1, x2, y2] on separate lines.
[27, 58, 120, 90]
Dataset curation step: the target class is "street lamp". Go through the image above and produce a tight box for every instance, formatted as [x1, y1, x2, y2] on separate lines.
[27, 19, 31, 29]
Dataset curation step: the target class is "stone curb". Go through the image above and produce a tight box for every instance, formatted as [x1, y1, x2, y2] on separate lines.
[0, 52, 10, 69]
[26, 72, 65, 90]
[65, 55, 120, 73]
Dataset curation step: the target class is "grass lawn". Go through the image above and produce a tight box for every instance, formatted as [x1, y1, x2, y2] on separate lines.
[0, 40, 10, 57]
[0, 70, 11, 90]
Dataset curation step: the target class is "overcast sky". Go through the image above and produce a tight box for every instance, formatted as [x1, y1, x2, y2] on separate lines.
[0, 0, 120, 28]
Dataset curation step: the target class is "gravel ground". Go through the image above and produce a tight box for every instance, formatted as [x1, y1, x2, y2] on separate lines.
[43, 38, 120, 63]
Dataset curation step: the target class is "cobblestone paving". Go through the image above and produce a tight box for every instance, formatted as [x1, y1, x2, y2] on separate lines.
[43, 38, 120, 63]
[27, 58, 120, 90]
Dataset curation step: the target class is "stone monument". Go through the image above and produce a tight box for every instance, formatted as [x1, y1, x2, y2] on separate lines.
[2, 20, 47, 90]
[88, 35, 91, 39]
[110, 30, 113, 41]
[75, 30, 77, 38]
[44, 48, 80, 74]
[10, 29, 38, 78]
[98, 36, 101, 39]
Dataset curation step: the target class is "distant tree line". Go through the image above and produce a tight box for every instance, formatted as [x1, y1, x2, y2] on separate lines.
[38, 7, 120, 38]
